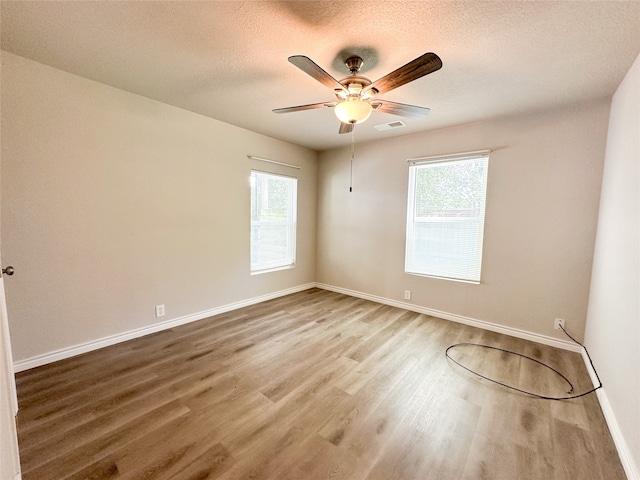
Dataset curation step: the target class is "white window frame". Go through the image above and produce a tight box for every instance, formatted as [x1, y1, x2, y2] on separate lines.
[250, 170, 297, 274]
[405, 150, 490, 283]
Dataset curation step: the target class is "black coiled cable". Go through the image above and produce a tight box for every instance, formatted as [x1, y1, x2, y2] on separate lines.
[445, 325, 602, 401]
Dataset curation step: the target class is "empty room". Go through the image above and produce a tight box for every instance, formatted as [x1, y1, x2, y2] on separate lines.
[0, 1, 638, 479]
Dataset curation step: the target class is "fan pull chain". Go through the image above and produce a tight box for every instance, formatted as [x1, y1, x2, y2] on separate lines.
[350, 126, 355, 192]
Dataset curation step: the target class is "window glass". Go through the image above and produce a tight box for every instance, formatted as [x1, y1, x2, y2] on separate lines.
[405, 155, 489, 283]
[250, 171, 297, 273]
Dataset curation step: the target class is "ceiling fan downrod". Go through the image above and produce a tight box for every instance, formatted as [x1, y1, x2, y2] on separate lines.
[345, 56, 364, 75]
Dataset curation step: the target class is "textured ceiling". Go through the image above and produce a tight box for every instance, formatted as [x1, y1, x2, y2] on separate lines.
[2, 1, 639, 151]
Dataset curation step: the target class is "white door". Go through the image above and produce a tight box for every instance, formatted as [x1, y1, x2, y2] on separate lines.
[1, 50, 22, 478]
[0, 266, 21, 477]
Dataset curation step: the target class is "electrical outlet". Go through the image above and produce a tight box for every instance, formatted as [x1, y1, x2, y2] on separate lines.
[554, 318, 565, 330]
[155, 304, 165, 318]
[404, 290, 411, 300]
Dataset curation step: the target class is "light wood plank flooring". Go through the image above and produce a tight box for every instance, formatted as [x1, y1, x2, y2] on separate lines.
[15, 288, 626, 479]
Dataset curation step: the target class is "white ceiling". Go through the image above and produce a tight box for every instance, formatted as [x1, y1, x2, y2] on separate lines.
[2, 1, 639, 151]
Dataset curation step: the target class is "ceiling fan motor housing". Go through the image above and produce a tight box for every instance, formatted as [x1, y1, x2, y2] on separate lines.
[337, 75, 373, 100]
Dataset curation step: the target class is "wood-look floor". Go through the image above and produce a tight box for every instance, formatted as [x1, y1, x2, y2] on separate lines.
[15, 288, 625, 480]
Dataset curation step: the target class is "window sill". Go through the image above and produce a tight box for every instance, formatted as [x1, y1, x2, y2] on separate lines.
[405, 271, 480, 285]
[251, 264, 295, 276]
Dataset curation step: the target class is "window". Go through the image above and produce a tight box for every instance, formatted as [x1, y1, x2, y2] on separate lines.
[250, 171, 297, 274]
[405, 152, 489, 283]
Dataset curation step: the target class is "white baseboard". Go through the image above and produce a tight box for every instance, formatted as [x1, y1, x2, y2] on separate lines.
[581, 349, 639, 480]
[316, 283, 637, 480]
[315, 283, 581, 352]
[14, 281, 579, 372]
[13, 281, 636, 478]
[13, 283, 316, 372]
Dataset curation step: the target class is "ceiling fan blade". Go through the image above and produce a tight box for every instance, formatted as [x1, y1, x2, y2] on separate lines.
[339, 122, 354, 134]
[372, 100, 431, 119]
[367, 52, 442, 95]
[273, 102, 335, 114]
[288, 55, 347, 92]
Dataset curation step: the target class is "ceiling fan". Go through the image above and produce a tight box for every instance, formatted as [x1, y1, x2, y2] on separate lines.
[273, 52, 442, 134]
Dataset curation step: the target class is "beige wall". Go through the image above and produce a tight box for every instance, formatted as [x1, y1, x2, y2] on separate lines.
[585, 53, 639, 476]
[0, 49, 619, 366]
[0, 52, 317, 362]
[317, 100, 610, 343]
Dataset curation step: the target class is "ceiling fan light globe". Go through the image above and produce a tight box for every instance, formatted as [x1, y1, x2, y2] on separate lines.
[334, 99, 373, 124]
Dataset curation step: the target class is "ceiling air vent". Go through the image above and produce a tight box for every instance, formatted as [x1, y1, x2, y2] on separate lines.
[374, 120, 407, 131]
